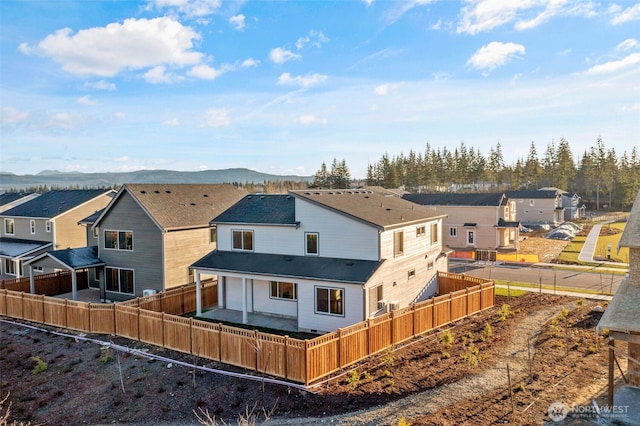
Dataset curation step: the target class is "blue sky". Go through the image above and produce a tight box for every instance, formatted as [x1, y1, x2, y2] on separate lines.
[1, 0, 639, 178]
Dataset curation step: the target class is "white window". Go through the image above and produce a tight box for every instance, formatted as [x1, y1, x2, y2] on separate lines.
[45, 221, 52, 233]
[93, 227, 99, 239]
[105, 267, 134, 294]
[305, 232, 319, 255]
[316, 286, 344, 316]
[4, 259, 16, 275]
[428, 261, 434, 270]
[430, 223, 439, 245]
[394, 231, 404, 256]
[4, 219, 14, 236]
[369, 285, 383, 313]
[104, 230, 133, 251]
[209, 227, 217, 244]
[416, 225, 426, 237]
[467, 231, 475, 245]
[232, 230, 253, 251]
[30, 220, 36, 235]
[270, 281, 297, 300]
[449, 227, 457, 237]
[408, 269, 416, 279]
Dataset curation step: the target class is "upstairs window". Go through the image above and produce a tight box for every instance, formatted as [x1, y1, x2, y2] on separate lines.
[232, 230, 253, 251]
[416, 225, 426, 237]
[4, 219, 14, 236]
[430, 223, 439, 245]
[394, 231, 404, 256]
[209, 226, 217, 244]
[45, 221, 52, 232]
[30, 220, 36, 235]
[305, 232, 319, 255]
[104, 230, 133, 251]
[449, 227, 457, 237]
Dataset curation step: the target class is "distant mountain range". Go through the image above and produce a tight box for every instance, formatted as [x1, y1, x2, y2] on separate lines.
[0, 168, 313, 191]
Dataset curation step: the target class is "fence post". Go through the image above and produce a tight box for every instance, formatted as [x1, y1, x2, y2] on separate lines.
[64, 299, 68, 328]
[337, 328, 343, 368]
[466, 288, 470, 316]
[367, 318, 373, 356]
[449, 292, 454, 322]
[284, 336, 289, 380]
[161, 312, 165, 347]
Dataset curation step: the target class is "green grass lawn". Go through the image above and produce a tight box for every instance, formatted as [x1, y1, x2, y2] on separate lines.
[555, 221, 628, 269]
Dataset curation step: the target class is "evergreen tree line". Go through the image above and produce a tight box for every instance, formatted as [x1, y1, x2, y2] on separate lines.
[311, 158, 351, 189]
[362, 137, 639, 209]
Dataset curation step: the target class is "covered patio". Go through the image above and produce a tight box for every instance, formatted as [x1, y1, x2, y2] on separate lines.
[197, 307, 299, 333]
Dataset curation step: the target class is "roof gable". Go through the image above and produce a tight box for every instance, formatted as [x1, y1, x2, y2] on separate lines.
[291, 189, 445, 230]
[99, 184, 248, 231]
[1, 189, 112, 219]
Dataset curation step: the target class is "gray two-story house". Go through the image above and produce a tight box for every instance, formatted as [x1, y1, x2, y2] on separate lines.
[0, 189, 114, 278]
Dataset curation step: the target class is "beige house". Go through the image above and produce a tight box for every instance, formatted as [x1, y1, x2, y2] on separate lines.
[0, 189, 114, 277]
[505, 189, 564, 227]
[402, 192, 520, 252]
[89, 184, 248, 301]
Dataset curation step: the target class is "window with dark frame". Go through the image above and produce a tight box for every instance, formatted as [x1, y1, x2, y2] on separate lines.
[449, 227, 457, 237]
[104, 230, 133, 250]
[270, 281, 297, 300]
[305, 232, 319, 255]
[232, 230, 253, 251]
[394, 231, 404, 256]
[4, 219, 14, 235]
[316, 286, 344, 315]
[105, 267, 134, 294]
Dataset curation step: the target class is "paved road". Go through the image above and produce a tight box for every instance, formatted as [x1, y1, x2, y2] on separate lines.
[449, 261, 626, 295]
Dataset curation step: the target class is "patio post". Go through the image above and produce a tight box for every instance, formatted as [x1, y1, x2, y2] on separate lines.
[71, 269, 77, 301]
[196, 271, 202, 316]
[242, 277, 248, 324]
[29, 266, 35, 294]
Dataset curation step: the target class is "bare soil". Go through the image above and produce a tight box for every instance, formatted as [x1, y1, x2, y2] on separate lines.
[0, 293, 612, 425]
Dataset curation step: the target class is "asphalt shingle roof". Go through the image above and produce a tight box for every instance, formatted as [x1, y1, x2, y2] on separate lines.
[0, 238, 51, 258]
[0, 192, 35, 208]
[46, 246, 104, 269]
[504, 189, 559, 199]
[2, 190, 111, 219]
[120, 184, 248, 230]
[192, 250, 383, 284]
[212, 194, 296, 225]
[290, 189, 445, 230]
[402, 192, 506, 207]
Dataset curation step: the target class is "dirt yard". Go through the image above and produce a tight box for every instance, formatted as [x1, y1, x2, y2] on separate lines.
[0, 293, 615, 425]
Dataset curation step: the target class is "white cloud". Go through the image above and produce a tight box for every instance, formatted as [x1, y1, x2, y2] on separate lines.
[187, 64, 224, 80]
[143, 65, 179, 83]
[46, 112, 78, 129]
[77, 95, 97, 105]
[374, 83, 401, 95]
[229, 14, 246, 31]
[458, 0, 595, 35]
[362, 0, 374, 6]
[297, 114, 327, 125]
[611, 3, 640, 25]
[115, 156, 130, 162]
[295, 30, 329, 50]
[241, 58, 260, 68]
[583, 53, 640, 75]
[204, 108, 231, 127]
[20, 17, 202, 77]
[269, 47, 301, 64]
[163, 118, 180, 126]
[1, 107, 29, 124]
[616, 38, 638, 52]
[277, 72, 328, 87]
[84, 80, 116, 91]
[466, 41, 525, 74]
[146, 0, 222, 18]
[382, 0, 436, 26]
[558, 48, 572, 56]
[113, 112, 126, 120]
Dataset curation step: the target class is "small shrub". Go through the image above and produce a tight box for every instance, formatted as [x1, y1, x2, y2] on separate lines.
[383, 347, 395, 367]
[440, 351, 451, 359]
[588, 345, 597, 354]
[347, 370, 361, 388]
[560, 307, 569, 318]
[99, 347, 114, 364]
[483, 322, 493, 338]
[386, 379, 394, 388]
[362, 371, 372, 381]
[31, 356, 47, 374]
[514, 383, 526, 392]
[577, 299, 585, 307]
[462, 344, 480, 367]
[498, 304, 512, 321]
[439, 330, 454, 348]
[383, 369, 393, 378]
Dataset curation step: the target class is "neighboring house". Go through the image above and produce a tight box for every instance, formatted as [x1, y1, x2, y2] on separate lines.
[597, 189, 640, 412]
[90, 184, 247, 301]
[192, 188, 448, 334]
[0, 192, 40, 213]
[540, 187, 584, 221]
[0, 189, 114, 278]
[504, 189, 564, 227]
[402, 192, 520, 251]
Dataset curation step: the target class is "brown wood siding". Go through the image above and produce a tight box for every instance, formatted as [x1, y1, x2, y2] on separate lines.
[98, 191, 163, 296]
[54, 194, 112, 249]
[163, 227, 216, 289]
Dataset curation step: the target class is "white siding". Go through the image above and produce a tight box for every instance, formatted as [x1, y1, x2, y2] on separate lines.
[252, 279, 298, 317]
[294, 198, 379, 260]
[296, 279, 364, 333]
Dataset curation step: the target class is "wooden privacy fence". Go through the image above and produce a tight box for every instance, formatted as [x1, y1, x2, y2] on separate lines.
[0, 271, 88, 295]
[0, 273, 494, 385]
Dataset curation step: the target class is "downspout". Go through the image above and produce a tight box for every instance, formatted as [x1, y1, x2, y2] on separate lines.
[196, 271, 202, 316]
